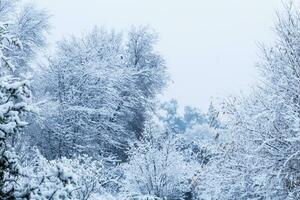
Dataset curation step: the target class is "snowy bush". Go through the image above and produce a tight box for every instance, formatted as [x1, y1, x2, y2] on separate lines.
[121, 121, 196, 199]
[16, 150, 116, 199]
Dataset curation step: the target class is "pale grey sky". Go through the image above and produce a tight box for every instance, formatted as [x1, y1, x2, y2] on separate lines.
[34, 0, 282, 110]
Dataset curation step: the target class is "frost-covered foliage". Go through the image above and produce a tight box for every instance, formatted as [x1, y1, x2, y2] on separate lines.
[30, 26, 167, 160]
[121, 119, 196, 199]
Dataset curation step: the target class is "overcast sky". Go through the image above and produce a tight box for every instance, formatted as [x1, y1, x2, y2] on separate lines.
[34, 0, 282, 110]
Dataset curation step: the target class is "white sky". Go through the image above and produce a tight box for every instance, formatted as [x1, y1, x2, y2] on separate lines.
[34, 0, 282, 110]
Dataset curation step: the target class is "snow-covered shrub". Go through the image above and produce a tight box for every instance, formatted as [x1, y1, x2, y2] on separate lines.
[121, 121, 196, 199]
[17, 150, 115, 200]
[181, 123, 227, 199]
[19, 155, 77, 199]
[54, 155, 115, 200]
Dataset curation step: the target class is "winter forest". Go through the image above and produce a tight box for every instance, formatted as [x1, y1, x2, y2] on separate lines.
[2, 0, 300, 199]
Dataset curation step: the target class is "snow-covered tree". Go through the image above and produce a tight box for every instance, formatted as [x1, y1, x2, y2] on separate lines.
[0, 1, 48, 198]
[121, 26, 168, 141]
[32, 26, 167, 160]
[0, 15, 26, 200]
[0, 74, 31, 199]
[10, 3, 49, 75]
[197, 3, 300, 199]
[32, 28, 131, 159]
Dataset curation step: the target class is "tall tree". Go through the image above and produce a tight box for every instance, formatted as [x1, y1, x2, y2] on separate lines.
[32, 27, 167, 160]
[197, 3, 300, 199]
[124, 26, 167, 140]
